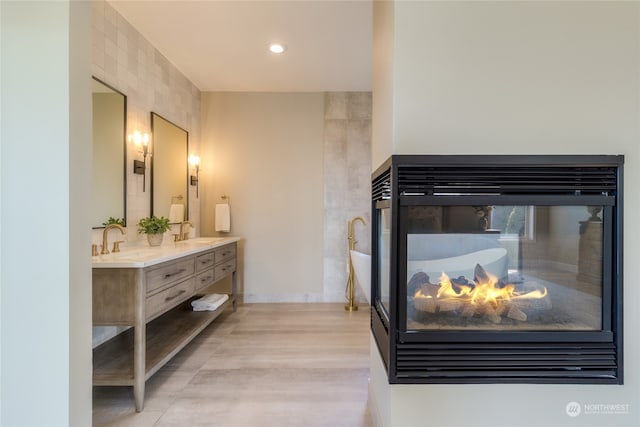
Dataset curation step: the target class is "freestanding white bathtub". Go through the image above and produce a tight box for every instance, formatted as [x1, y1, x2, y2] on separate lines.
[350, 250, 371, 304]
[407, 247, 509, 282]
[350, 245, 508, 305]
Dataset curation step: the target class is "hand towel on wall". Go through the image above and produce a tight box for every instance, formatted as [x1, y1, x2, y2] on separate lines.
[215, 203, 231, 232]
[169, 204, 184, 223]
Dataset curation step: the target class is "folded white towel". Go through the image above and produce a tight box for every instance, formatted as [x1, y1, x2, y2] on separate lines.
[191, 293, 229, 311]
[192, 293, 227, 306]
[192, 298, 227, 309]
[169, 204, 185, 223]
[215, 203, 230, 232]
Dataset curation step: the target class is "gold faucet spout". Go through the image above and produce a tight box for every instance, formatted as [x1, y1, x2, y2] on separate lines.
[101, 224, 126, 255]
[348, 216, 367, 248]
[346, 216, 367, 312]
[178, 221, 193, 241]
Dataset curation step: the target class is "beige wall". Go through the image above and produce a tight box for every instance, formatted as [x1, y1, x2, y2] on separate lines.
[201, 92, 372, 302]
[201, 93, 325, 300]
[372, 1, 640, 426]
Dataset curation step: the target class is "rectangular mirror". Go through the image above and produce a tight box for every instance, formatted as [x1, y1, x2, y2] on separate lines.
[151, 112, 189, 222]
[92, 77, 126, 228]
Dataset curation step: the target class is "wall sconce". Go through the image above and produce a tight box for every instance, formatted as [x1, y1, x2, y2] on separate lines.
[188, 154, 201, 198]
[128, 131, 150, 191]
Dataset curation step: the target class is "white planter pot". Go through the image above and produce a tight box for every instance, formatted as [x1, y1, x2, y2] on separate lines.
[147, 233, 163, 247]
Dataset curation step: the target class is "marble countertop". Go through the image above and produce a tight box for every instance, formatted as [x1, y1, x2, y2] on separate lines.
[92, 236, 240, 269]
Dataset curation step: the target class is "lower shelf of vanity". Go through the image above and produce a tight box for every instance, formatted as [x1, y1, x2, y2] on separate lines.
[93, 295, 235, 385]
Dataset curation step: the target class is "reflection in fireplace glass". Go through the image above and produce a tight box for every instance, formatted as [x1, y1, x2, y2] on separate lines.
[377, 207, 391, 318]
[406, 205, 602, 331]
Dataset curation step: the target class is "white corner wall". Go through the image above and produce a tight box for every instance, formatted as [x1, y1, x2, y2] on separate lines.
[371, 0, 395, 168]
[371, 1, 640, 426]
[1, 1, 92, 425]
[392, 1, 639, 156]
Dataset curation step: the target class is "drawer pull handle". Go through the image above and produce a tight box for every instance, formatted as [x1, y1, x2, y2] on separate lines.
[200, 276, 212, 283]
[164, 289, 186, 302]
[164, 268, 186, 279]
[200, 259, 212, 265]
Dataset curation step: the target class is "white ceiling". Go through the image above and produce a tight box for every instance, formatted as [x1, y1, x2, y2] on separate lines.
[110, 0, 373, 92]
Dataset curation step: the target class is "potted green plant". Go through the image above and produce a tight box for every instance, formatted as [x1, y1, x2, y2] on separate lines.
[102, 216, 125, 227]
[137, 216, 171, 246]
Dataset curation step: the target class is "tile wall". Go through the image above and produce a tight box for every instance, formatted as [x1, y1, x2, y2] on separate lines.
[323, 92, 372, 303]
[91, 0, 201, 245]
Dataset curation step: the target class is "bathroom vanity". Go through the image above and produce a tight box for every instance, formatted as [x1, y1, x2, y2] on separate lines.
[92, 237, 239, 411]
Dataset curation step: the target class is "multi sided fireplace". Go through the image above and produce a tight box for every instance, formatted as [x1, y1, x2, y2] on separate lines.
[371, 155, 623, 384]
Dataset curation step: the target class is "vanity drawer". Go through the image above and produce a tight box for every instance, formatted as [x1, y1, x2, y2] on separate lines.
[215, 259, 236, 280]
[146, 258, 195, 294]
[215, 244, 236, 263]
[146, 277, 195, 320]
[195, 251, 215, 272]
[195, 269, 215, 291]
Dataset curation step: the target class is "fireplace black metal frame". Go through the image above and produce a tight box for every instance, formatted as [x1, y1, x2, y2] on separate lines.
[371, 155, 623, 384]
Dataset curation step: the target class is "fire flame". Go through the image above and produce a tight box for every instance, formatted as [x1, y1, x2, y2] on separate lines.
[412, 267, 550, 323]
[417, 271, 547, 305]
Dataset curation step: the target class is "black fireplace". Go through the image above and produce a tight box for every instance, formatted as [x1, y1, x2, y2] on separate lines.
[371, 155, 623, 384]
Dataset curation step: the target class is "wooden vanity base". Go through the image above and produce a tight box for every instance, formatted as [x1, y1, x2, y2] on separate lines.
[92, 241, 238, 412]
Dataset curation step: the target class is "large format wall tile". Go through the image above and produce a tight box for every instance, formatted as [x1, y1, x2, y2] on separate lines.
[323, 92, 372, 303]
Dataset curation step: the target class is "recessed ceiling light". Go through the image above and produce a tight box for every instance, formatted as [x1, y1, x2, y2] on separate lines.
[269, 43, 286, 54]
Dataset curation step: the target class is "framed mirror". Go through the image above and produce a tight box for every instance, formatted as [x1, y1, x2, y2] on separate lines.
[92, 77, 126, 228]
[150, 112, 188, 222]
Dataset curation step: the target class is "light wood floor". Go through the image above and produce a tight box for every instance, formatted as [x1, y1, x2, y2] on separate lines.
[93, 303, 373, 427]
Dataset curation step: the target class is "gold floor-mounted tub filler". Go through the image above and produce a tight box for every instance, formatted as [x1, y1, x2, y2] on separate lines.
[345, 216, 366, 311]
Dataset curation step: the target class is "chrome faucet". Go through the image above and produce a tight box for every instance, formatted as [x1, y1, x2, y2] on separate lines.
[101, 223, 126, 255]
[177, 220, 193, 241]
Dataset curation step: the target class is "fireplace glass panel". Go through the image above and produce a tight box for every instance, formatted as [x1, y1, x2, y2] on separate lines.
[406, 205, 603, 331]
[377, 207, 391, 318]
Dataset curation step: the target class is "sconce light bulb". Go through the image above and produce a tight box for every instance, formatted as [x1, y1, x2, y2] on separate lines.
[189, 155, 201, 168]
[131, 131, 141, 146]
[128, 130, 150, 148]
